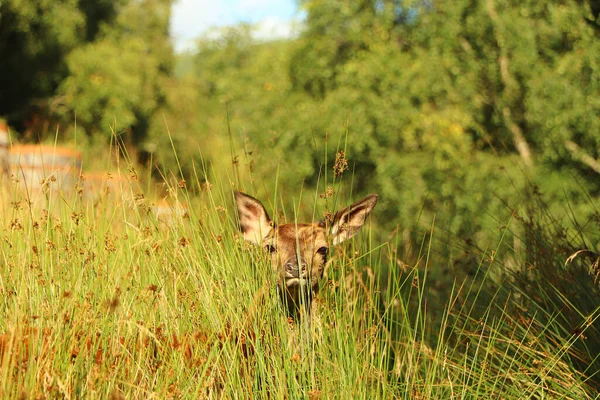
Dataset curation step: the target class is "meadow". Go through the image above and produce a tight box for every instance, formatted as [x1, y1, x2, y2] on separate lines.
[1, 0, 599, 397]
[0, 144, 599, 399]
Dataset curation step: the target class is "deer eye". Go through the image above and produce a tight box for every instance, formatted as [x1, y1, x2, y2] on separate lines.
[265, 244, 277, 254]
[316, 247, 329, 257]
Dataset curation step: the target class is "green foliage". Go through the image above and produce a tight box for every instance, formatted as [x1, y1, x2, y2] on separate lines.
[0, 0, 86, 117]
[1, 0, 600, 394]
[0, 0, 172, 145]
[59, 38, 156, 135]
[56, 0, 173, 143]
[170, 0, 599, 252]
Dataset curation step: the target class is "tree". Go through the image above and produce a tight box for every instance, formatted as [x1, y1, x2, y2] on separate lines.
[55, 0, 173, 145]
[0, 0, 85, 126]
[0, 0, 173, 149]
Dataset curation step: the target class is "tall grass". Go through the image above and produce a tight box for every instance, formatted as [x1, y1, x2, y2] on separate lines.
[0, 145, 598, 398]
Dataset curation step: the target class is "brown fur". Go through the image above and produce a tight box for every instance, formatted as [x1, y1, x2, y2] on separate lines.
[235, 191, 378, 317]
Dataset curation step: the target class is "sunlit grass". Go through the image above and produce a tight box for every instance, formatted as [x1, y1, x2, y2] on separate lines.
[0, 147, 598, 399]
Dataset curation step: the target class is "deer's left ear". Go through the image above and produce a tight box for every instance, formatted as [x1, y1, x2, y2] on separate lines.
[235, 191, 273, 244]
[330, 194, 379, 246]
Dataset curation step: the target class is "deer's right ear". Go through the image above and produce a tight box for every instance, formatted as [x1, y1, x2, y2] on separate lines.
[235, 191, 273, 244]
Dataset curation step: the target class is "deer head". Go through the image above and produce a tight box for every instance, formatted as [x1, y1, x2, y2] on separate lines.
[235, 191, 378, 315]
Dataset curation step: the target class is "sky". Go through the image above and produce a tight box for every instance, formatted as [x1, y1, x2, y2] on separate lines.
[170, 0, 301, 52]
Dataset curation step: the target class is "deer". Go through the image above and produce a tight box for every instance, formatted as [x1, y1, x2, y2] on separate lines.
[235, 191, 378, 317]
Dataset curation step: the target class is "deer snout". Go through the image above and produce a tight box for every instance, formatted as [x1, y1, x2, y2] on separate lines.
[284, 257, 308, 284]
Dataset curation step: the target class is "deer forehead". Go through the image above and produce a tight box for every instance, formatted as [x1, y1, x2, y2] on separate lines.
[270, 223, 328, 252]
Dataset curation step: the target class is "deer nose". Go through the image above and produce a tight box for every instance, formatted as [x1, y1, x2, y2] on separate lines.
[284, 258, 307, 279]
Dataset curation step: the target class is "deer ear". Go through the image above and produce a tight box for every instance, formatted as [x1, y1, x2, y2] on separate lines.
[330, 194, 378, 246]
[235, 191, 273, 244]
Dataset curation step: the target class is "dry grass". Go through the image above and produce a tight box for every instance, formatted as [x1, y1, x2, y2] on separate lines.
[0, 162, 598, 399]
